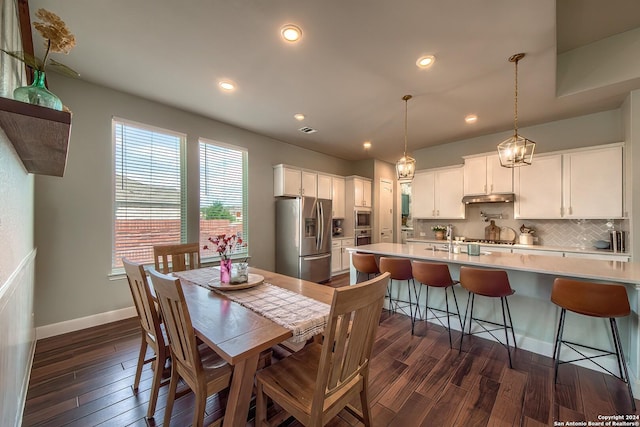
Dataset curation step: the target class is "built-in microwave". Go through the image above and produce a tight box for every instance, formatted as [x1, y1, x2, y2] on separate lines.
[354, 209, 372, 229]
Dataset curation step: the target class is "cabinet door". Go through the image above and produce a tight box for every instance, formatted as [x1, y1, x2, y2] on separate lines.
[514, 155, 562, 219]
[341, 246, 351, 270]
[301, 171, 317, 198]
[331, 247, 342, 273]
[411, 172, 436, 218]
[487, 154, 513, 194]
[436, 167, 465, 219]
[563, 146, 622, 218]
[331, 177, 345, 218]
[362, 180, 372, 207]
[282, 167, 302, 196]
[317, 173, 332, 200]
[463, 156, 487, 195]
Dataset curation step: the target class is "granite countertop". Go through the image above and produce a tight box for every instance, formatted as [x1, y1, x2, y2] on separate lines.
[404, 238, 629, 256]
[346, 243, 640, 285]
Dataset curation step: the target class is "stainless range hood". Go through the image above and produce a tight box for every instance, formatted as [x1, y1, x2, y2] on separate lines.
[462, 193, 515, 204]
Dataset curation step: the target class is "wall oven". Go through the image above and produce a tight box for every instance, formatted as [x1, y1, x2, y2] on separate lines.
[355, 228, 372, 246]
[354, 209, 372, 229]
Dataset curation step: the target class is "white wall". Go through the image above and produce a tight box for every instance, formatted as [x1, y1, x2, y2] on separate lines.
[0, 130, 35, 426]
[34, 74, 355, 327]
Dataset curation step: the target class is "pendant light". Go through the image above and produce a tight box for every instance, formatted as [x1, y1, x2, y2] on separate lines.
[497, 53, 536, 168]
[396, 94, 416, 182]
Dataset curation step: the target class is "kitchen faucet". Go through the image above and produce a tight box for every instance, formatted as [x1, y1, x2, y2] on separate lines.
[446, 224, 453, 252]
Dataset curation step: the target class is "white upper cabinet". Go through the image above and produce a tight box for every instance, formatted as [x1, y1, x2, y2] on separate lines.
[463, 154, 513, 195]
[331, 177, 346, 218]
[412, 166, 465, 219]
[351, 177, 372, 208]
[562, 145, 622, 218]
[317, 173, 333, 200]
[273, 164, 317, 197]
[514, 144, 624, 219]
[514, 154, 563, 219]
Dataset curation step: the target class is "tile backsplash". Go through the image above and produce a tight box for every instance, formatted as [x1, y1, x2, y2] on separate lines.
[409, 204, 627, 249]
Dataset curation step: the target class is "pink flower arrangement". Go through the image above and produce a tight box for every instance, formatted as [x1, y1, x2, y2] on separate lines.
[203, 233, 243, 260]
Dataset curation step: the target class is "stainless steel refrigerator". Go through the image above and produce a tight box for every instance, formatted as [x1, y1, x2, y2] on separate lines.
[276, 197, 332, 283]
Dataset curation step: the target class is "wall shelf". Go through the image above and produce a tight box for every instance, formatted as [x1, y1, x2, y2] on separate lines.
[0, 96, 71, 177]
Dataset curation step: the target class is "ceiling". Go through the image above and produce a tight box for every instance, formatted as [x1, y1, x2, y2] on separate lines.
[27, 0, 640, 163]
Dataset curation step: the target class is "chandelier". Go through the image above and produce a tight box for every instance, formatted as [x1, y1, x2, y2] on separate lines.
[396, 95, 416, 182]
[497, 53, 536, 167]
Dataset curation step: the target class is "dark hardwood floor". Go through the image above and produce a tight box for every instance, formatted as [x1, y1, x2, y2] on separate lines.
[23, 273, 639, 426]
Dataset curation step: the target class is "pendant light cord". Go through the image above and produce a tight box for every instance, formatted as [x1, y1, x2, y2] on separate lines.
[402, 94, 412, 157]
[509, 53, 525, 137]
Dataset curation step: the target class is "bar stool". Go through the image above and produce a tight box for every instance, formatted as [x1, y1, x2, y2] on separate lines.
[411, 261, 461, 347]
[379, 257, 414, 318]
[551, 278, 635, 411]
[352, 252, 380, 283]
[459, 266, 516, 368]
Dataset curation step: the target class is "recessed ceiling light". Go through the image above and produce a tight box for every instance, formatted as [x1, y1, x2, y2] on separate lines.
[218, 80, 236, 91]
[363, 141, 372, 150]
[281, 24, 302, 42]
[465, 114, 478, 124]
[416, 55, 436, 69]
[294, 113, 305, 121]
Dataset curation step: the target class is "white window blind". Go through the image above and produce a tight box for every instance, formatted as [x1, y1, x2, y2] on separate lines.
[112, 118, 185, 269]
[199, 139, 248, 260]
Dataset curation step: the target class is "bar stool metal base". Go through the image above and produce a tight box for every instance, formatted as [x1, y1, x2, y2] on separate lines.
[388, 278, 415, 319]
[412, 283, 461, 348]
[459, 293, 516, 368]
[553, 308, 636, 411]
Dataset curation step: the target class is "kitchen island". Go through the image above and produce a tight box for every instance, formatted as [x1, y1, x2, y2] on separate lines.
[346, 243, 640, 395]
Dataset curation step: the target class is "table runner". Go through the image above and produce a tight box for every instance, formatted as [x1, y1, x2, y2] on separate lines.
[173, 269, 330, 343]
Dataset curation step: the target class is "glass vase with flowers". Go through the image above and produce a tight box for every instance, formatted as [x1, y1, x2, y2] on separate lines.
[203, 232, 244, 283]
[1, 8, 79, 110]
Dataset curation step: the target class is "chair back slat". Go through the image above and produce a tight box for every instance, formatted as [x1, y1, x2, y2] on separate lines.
[123, 258, 164, 347]
[314, 272, 390, 405]
[148, 269, 202, 376]
[153, 243, 201, 274]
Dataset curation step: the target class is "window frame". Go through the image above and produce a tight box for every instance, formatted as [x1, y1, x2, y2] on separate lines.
[198, 137, 249, 263]
[110, 117, 187, 274]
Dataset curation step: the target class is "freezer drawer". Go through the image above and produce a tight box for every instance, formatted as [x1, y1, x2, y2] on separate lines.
[299, 253, 331, 283]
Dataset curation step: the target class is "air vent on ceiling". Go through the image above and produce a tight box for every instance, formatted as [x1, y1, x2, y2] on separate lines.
[298, 126, 318, 134]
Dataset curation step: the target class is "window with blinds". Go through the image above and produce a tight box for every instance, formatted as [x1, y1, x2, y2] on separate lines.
[199, 139, 248, 260]
[112, 118, 185, 270]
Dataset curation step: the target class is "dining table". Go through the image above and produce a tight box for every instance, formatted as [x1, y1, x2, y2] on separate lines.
[173, 266, 335, 427]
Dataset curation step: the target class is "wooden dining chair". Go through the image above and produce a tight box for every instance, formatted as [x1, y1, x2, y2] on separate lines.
[122, 258, 169, 419]
[153, 242, 201, 274]
[148, 268, 232, 427]
[255, 271, 390, 427]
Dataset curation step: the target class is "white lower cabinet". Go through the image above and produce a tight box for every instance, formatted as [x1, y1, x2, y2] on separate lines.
[331, 238, 355, 275]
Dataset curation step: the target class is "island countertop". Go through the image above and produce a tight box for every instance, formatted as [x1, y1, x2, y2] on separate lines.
[346, 243, 640, 286]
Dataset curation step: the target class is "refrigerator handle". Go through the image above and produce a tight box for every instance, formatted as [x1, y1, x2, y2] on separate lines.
[302, 253, 331, 261]
[318, 201, 324, 251]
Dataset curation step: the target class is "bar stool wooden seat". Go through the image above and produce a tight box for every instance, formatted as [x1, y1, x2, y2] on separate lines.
[551, 278, 636, 411]
[459, 266, 516, 368]
[411, 261, 461, 346]
[352, 252, 380, 283]
[379, 257, 414, 319]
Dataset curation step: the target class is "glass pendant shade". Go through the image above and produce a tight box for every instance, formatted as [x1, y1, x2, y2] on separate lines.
[396, 155, 416, 183]
[497, 134, 536, 167]
[497, 53, 535, 167]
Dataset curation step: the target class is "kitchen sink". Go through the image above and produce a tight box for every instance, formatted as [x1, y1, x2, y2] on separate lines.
[425, 246, 492, 255]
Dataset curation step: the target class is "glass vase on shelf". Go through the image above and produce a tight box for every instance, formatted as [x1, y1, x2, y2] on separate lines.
[13, 70, 63, 111]
[219, 258, 232, 283]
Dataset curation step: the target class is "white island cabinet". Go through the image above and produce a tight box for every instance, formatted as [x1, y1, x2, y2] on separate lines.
[345, 242, 640, 396]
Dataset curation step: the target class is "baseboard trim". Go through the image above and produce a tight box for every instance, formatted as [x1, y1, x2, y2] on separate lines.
[36, 306, 137, 340]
